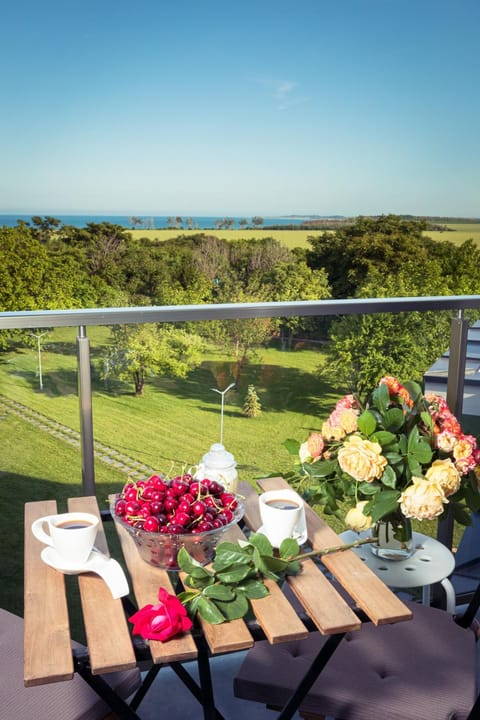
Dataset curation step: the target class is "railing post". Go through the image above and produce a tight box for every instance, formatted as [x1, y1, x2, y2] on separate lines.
[446, 311, 469, 420]
[77, 325, 95, 495]
[437, 311, 469, 550]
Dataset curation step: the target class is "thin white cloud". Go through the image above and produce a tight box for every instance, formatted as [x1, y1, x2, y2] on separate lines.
[254, 75, 309, 110]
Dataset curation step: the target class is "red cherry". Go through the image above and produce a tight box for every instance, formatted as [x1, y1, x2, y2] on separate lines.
[164, 497, 178, 512]
[192, 500, 206, 517]
[150, 500, 164, 515]
[125, 500, 141, 516]
[221, 493, 238, 509]
[124, 487, 139, 502]
[143, 516, 160, 532]
[209, 481, 224, 496]
[167, 523, 184, 534]
[115, 499, 126, 516]
[197, 520, 214, 532]
[175, 511, 191, 527]
[177, 500, 191, 514]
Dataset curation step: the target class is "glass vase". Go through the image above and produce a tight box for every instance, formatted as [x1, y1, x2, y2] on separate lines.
[370, 509, 414, 561]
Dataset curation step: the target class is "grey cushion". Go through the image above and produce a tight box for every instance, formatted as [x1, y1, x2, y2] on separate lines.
[1, 608, 141, 720]
[234, 602, 477, 720]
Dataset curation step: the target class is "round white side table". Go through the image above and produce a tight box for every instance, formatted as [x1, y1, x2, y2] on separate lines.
[340, 530, 456, 613]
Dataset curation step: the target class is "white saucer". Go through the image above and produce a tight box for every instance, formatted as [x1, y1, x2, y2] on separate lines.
[41, 547, 129, 599]
[257, 525, 308, 548]
[41, 546, 96, 573]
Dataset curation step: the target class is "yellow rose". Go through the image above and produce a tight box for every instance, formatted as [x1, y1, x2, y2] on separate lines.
[338, 408, 359, 434]
[400, 477, 446, 521]
[345, 501, 373, 532]
[321, 421, 345, 442]
[425, 459, 461, 497]
[337, 435, 387, 483]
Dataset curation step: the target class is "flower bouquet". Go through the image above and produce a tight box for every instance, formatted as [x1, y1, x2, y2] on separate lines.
[283, 377, 480, 546]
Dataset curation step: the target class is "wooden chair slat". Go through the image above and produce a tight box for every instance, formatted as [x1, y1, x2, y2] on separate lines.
[68, 497, 137, 674]
[24, 501, 73, 686]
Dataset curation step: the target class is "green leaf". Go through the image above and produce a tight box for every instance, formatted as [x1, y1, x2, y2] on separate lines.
[410, 441, 433, 464]
[364, 490, 401, 522]
[216, 565, 253, 583]
[212, 543, 252, 570]
[239, 579, 271, 599]
[284, 438, 301, 455]
[203, 584, 236, 601]
[176, 589, 199, 604]
[279, 537, 299, 559]
[380, 465, 397, 489]
[382, 408, 405, 432]
[372, 383, 390, 413]
[357, 410, 377, 436]
[407, 456, 422, 476]
[407, 425, 419, 450]
[403, 380, 422, 403]
[357, 481, 380, 495]
[215, 593, 249, 620]
[177, 547, 214, 579]
[463, 482, 480, 513]
[303, 459, 337, 478]
[195, 596, 226, 624]
[420, 410, 434, 429]
[248, 532, 274, 555]
[371, 430, 397, 447]
[452, 503, 473, 526]
[384, 451, 403, 465]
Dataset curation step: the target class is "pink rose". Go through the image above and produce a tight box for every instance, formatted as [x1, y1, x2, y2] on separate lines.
[299, 432, 324, 462]
[129, 587, 192, 641]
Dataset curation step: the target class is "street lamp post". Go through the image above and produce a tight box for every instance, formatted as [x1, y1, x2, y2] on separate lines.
[30, 331, 48, 390]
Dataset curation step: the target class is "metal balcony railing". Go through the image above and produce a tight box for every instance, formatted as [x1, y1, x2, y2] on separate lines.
[2, 295, 480, 512]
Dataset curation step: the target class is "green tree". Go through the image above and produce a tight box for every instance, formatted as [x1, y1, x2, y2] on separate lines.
[104, 324, 204, 395]
[251, 216, 264, 228]
[306, 215, 429, 298]
[322, 263, 452, 394]
[243, 385, 262, 417]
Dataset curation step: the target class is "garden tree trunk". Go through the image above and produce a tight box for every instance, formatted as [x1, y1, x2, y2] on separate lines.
[133, 372, 145, 395]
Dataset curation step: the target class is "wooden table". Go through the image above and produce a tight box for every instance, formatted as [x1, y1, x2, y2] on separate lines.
[24, 478, 412, 719]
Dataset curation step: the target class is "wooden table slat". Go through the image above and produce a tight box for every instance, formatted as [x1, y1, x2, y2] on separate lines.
[240, 482, 362, 634]
[256, 478, 413, 626]
[113, 518, 199, 664]
[24, 501, 74, 686]
[68, 497, 137, 674]
[223, 512, 308, 645]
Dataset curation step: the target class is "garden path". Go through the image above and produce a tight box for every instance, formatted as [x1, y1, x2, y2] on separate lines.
[0, 394, 156, 480]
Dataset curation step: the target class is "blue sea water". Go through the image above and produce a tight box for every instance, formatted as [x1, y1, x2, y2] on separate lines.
[0, 214, 324, 230]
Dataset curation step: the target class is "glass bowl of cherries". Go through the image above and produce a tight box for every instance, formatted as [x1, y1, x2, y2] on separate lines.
[110, 473, 244, 571]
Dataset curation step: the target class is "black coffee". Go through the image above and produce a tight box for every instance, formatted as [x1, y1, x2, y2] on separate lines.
[56, 520, 93, 530]
[265, 499, 300, 510]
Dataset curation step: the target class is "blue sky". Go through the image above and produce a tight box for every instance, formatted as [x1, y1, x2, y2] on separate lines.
[1, 0, 479, 217]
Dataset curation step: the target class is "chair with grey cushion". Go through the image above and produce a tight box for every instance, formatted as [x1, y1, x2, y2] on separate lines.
[1, 608, 141, 720]
[234, 594, 480, 720]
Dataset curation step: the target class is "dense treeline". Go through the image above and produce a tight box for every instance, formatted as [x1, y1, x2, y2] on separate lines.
[1, 214, 479, 394]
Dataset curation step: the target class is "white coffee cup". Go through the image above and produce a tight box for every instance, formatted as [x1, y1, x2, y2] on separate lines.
[258, 489, 305, 547]
[31, 512, 99, 564]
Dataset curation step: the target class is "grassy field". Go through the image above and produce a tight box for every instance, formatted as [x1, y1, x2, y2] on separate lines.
[130, 224, 480, 250]
[130, 227, 328, 249]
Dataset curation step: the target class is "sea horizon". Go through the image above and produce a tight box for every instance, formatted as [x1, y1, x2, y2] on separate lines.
[0, 213, 343, 230]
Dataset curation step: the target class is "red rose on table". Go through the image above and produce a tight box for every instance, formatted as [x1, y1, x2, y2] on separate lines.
[129, 587, 193, 641]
